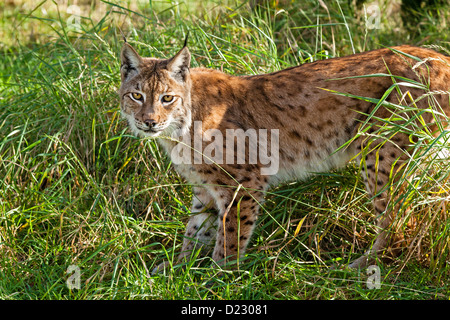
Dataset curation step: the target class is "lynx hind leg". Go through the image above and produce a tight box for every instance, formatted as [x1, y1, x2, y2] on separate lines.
[152, 187, 217, 274]
[350, 138, 409, 268]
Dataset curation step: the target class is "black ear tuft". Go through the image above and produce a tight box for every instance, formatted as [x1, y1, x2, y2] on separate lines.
[183, 31, 189, 48]
[119, 27, 127, 43]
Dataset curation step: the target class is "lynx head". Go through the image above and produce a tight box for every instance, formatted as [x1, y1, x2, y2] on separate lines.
[119, 41, 192, 138]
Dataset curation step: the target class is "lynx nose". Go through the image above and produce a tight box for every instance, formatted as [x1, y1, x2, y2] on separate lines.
[144, 119, 157, 128]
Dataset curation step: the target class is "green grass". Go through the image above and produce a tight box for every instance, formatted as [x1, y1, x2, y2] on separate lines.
[0, 0, 449, 300]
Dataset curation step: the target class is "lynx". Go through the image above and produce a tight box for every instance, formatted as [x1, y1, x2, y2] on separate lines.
[118, 38, 450, 272]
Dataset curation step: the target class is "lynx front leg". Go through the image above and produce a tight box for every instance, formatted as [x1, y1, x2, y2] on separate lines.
[153, 187, 217, 273]
[211, 191, 262, 268]
[178, 211, 218, 261]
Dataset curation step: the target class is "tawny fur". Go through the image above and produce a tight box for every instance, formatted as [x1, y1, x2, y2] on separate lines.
[118, 42, 450, 271]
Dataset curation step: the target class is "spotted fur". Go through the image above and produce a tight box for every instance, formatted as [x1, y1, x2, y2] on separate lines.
[118, 42, 450, 271]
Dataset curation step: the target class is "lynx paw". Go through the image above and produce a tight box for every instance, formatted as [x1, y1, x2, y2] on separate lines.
[152, 261, 172, 275]
[348, 254, 372, 269]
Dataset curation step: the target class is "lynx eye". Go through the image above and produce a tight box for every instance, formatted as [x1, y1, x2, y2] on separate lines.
[161, 95, 174, 103]
[131, 92, 143, 101]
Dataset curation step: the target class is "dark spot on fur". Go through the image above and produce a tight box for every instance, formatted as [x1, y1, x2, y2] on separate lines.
[304, 149, 311, 159]
[290, 130, 302, 140]
[374, 206, 384, 214]
[215, 179, 227, 186]
[298, 105, 307, 117]
[239, 176, 252, 183]
[304, 137, 313, 146]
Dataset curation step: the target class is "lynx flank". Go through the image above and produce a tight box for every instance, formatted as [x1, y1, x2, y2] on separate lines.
[118, 40, 450, 271]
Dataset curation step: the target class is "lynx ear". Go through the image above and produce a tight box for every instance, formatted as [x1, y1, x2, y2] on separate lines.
[167, 46, 191, 83]
[121, 43, 142, 80]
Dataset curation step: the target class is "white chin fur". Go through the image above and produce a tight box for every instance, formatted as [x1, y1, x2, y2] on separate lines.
[121, 109, 190, 139]
[120, 110, 167, 138]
